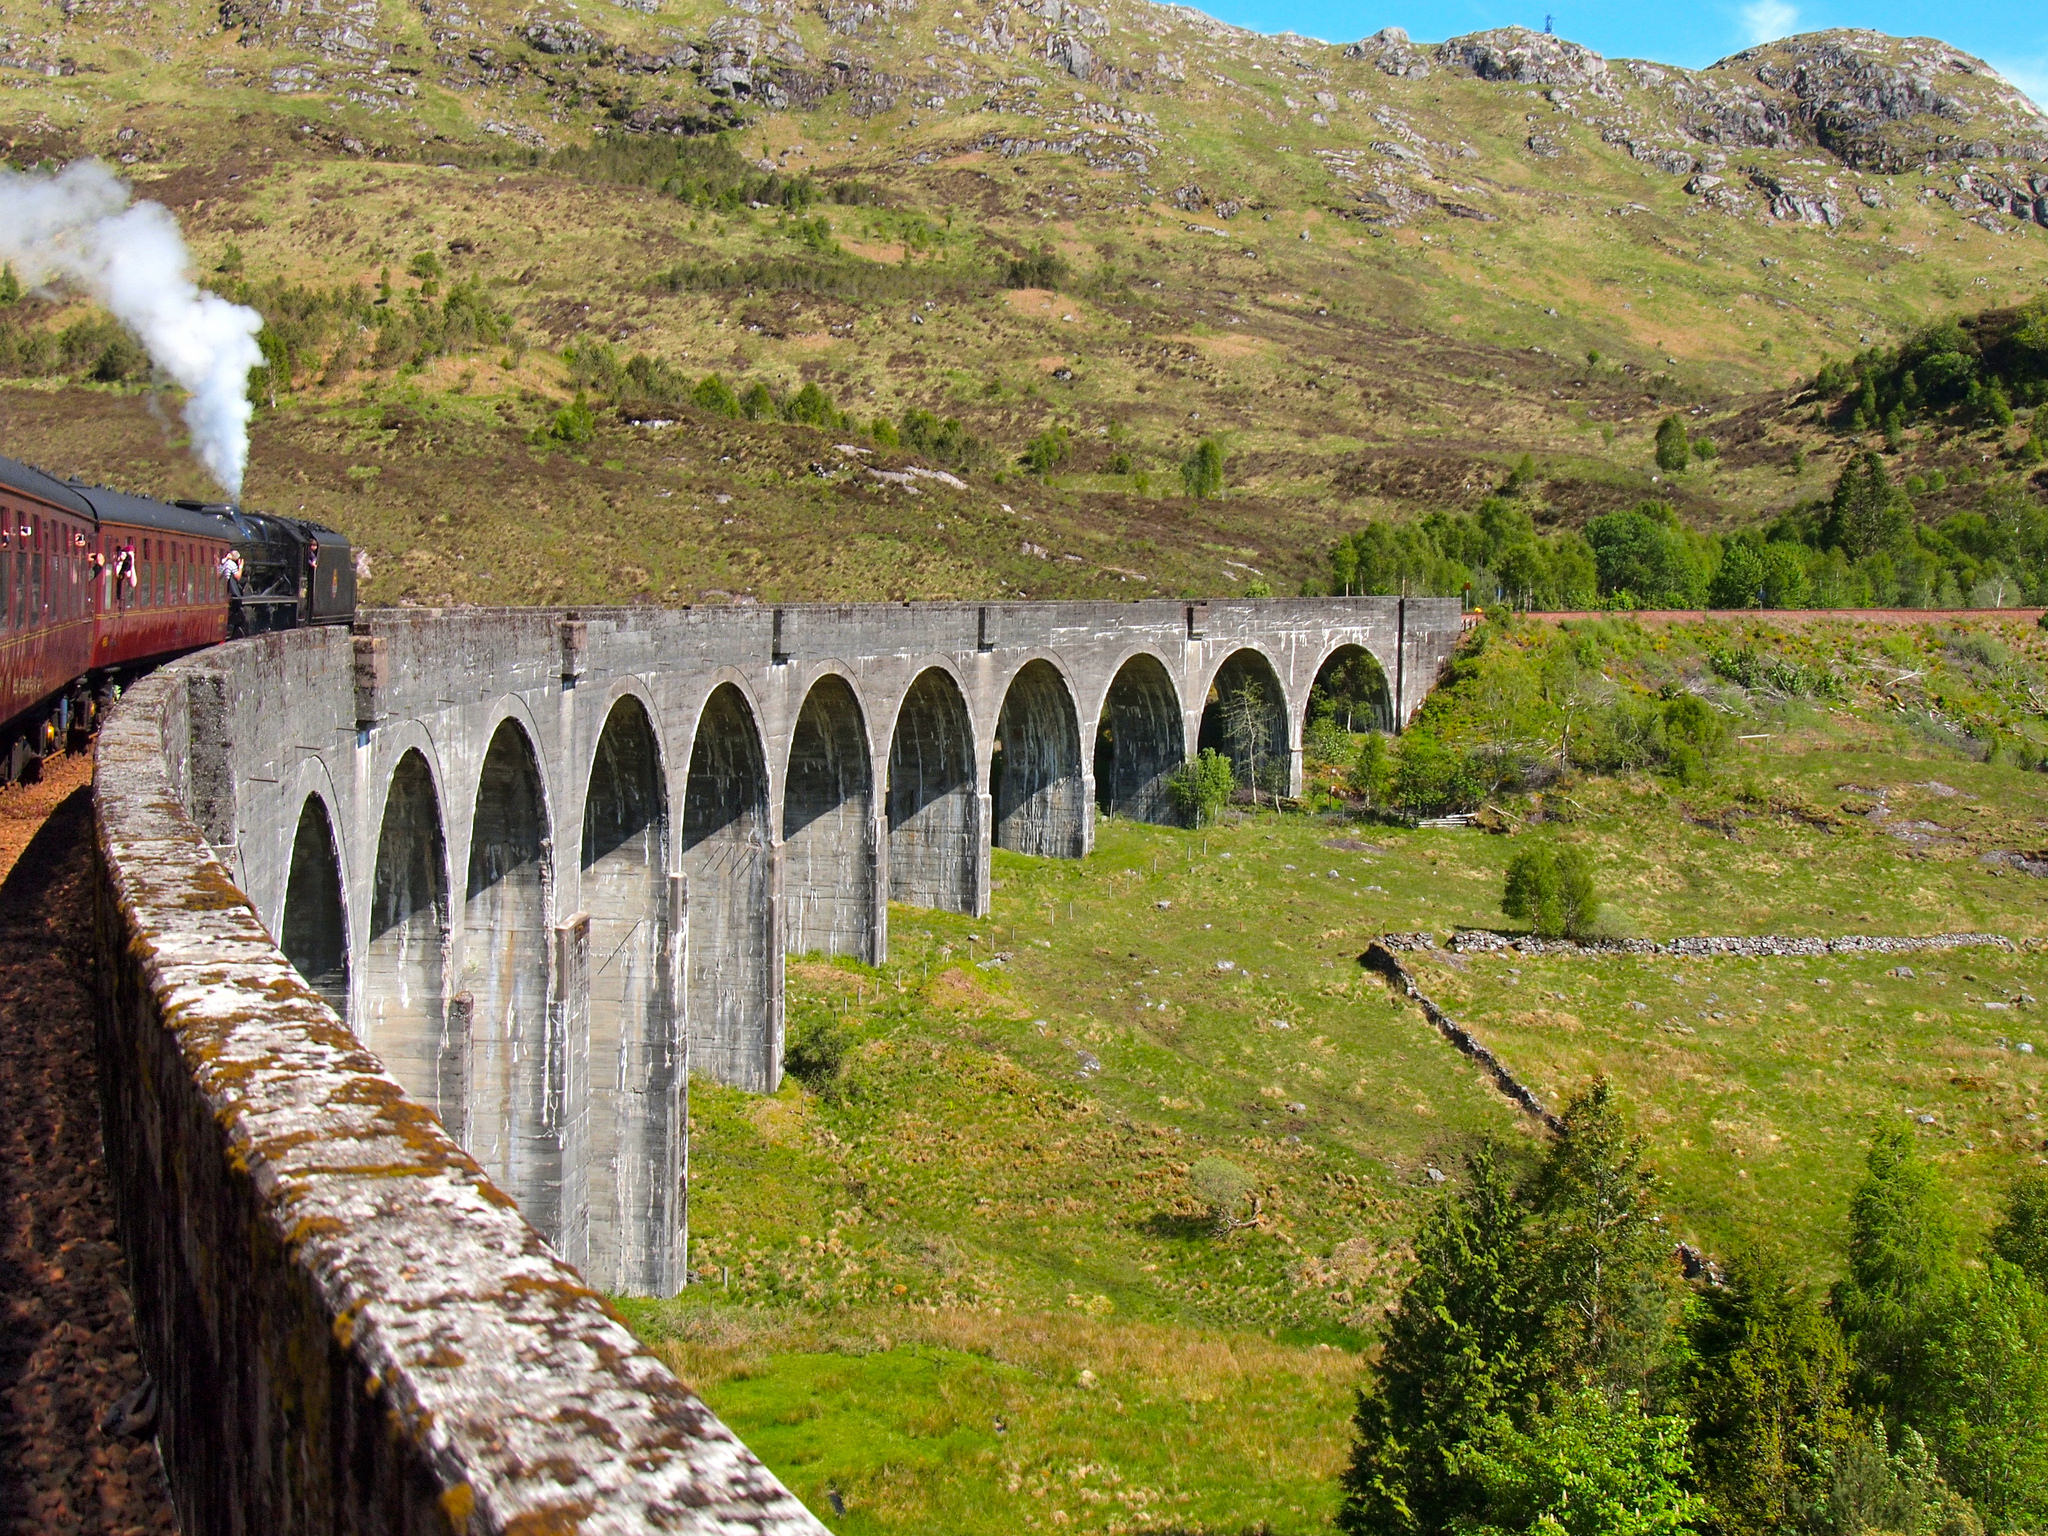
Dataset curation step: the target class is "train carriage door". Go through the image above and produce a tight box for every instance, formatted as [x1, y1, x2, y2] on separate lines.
[29, 517, 41, 620]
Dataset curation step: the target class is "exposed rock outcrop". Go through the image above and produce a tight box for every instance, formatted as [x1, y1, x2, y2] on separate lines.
[1433, 26, 1612, 92]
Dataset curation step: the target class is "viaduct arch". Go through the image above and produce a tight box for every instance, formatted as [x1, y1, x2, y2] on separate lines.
[178, 597, 1462, 1298]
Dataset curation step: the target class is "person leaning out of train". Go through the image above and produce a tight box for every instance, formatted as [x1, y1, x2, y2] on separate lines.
[111, 542, 136, 603]
[217, 547, 245, 597]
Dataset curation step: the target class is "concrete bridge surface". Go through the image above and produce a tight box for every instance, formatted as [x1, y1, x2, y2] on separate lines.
[180, 597, 1460, 1297]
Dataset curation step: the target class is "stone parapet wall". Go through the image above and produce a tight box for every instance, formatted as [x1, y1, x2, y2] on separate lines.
[91, 659, 826, 1536]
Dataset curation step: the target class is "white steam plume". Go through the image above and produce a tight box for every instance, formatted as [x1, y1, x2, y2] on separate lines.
[0, 158, 264, 498]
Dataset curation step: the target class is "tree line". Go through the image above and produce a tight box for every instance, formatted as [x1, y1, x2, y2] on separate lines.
[1324, 453, 2048, 613]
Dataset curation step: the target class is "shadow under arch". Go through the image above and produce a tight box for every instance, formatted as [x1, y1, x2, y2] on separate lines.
[1093, 652, 1183, 825]
[1306, 643, 1394, 735]
[1197, 648, 1290, 800]
[992, 659, 1086, 858]
[280, 792, 349, 1019]
[784, 673, 875, 960]
[581, 693, 676, 1294]
[364, 751, 455, 1127]
[682, 683, 775, 1092]
[886, 667, 979, 913]
[462, 717, 558, 1243]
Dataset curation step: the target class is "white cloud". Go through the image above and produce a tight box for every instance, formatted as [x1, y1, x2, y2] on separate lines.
[1739, 0, 1798, 46]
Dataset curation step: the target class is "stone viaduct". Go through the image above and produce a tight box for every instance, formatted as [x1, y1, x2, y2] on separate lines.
[93, 595, 1458, 1530]
[200, 597, 1460, 1297]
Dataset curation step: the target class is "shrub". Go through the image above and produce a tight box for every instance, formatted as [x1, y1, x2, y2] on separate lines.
[1188, 1156, 1258, 1233]
[1021, 425, 1070, 475]
[691, 372, 742, 418]
[1501, 843, 1599, 938]
[1303, 714, 1352, 772]
[783, 1011, 854, 1099]
[1166, 748, 1233, 826]
[0, 264, 19, 305]
[548, 391, 596, 444]
[1995, 1171, 2048, 1290]
[784, 380, 836, 427]
[1654, 414, 1690, 472]
[1349, 733, 1392, 807]
[899, 407, 983, 469]
[739, 380, 777, 420]
[1661, 693, 1728, 756]
[1181, 436, 1226, 499]
[1392, 731, 1482, 816]
[1446, 1390, 1705, 1536]
[869, 415, 900, 447]
[1002, 244, 1069, 289]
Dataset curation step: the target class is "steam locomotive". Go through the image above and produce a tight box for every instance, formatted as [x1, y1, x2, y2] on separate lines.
[0, 452, 356, 783]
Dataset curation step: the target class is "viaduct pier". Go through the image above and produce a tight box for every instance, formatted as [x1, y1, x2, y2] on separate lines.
[93, 595, 1461, 1531]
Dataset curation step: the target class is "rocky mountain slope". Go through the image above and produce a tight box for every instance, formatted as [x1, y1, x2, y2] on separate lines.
[1, 0, 2045, 605]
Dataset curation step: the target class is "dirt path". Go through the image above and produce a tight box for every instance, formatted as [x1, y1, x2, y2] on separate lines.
[0, 751, 180, 1535]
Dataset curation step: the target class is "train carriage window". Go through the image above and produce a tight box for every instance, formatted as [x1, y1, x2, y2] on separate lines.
[29, 518, 42, 618]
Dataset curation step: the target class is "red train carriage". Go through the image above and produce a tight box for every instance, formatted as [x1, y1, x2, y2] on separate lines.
[2, 455, 237, 781]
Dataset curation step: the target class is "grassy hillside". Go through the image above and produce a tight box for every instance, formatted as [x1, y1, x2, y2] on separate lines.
[611, 610, 2048, 1534]
[2, 1, 2046, 604]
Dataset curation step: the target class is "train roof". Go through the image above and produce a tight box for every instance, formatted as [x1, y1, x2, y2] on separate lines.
[0, 453, 96, 518]
[75, 484, 241, 540]
[0, 452, 238, 539]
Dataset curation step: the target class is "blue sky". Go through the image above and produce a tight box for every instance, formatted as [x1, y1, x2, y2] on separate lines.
[1197, 0, 2048, 109]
